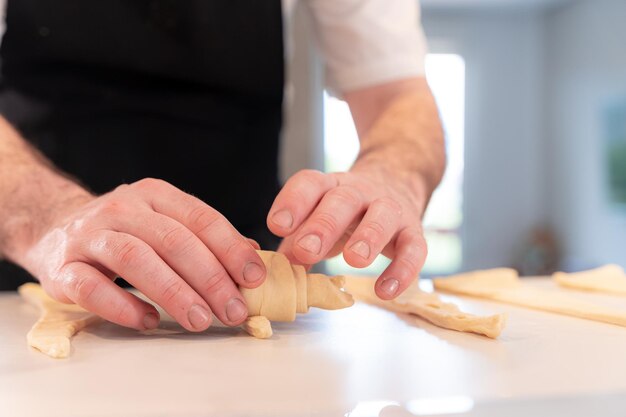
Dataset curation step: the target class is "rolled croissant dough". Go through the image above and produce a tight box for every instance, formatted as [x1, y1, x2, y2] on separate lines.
[343, 276, 507, 338]
[434, 268, 626, 327]
[553, 264, 626, 295]
[241, 251, 354, 322]
[239, 251, 354, 338]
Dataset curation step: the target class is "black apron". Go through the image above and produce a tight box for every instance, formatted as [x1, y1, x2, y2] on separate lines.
[0, 1, 284, 290]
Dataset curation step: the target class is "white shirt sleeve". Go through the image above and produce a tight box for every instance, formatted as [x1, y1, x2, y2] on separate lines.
[302, 0, 428, 94]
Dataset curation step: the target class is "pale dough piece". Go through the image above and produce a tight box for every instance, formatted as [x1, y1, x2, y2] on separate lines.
[18, 283, 101, 359]
[241, 316, 273, 339]
[240, 251, 354, 322]
[344, 276, 506, 339]
[306, 274, 355, 311]
[434, 269, 626, 327]
[243, 251, 298, 321]
[238, 251, 354, 339]
[553, 265, 626, 295]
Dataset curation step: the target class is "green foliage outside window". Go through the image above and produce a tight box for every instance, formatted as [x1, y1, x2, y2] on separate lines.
[606, 101, 626, 205]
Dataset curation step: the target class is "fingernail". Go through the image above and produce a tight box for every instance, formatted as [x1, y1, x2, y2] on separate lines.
[143, 312, 160, 330]
[188, 304, 211, 329]
[298, 234, 322, 255]
[243, 262, 264, 283]
[380, 278, 400, 297]
[350, 240, 371, 259]
[272, 210, 293, 229]
[226, 298, 248, 323]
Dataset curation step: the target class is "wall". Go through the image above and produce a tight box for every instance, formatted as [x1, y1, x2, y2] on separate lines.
[545, 0, 626, 270]
[0, 0, 4, 38]
[421, 9, 547, 270]
[280, 2, 325, 182]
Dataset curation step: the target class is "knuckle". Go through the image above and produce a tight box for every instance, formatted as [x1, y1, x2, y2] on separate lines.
[397, 256, 420, 278]
[328, 185, 362, 208]
[373, 196, 403, 216]
[399, 236, 427, 274]
[311, 212, 339, 235]
[115, 240, 146, 269]
[112, 183, 131, 194]
[361, 220, 387, 240]
[42, 279, 70, 304]
[90, 234, 116, 256]
[159, 280, 185, 304]
[160, 227, 194, 255]
[295, 169, 325, 184]
[114, 302, 136, 325]
[66, 217, 89, 236]
[201, 269, 230, 294]
[187, 205, 221, 234]
[224, 238, 246, 259]
[292, 169, 328, 192]
[134, 177, 167, 191]
[96, 199, 126, 218]
[66, 274, 99, 304]
[281, 188, 308, 206]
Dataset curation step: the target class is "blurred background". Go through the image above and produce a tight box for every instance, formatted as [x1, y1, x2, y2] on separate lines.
[281, 0, 626, 278]
[1, 0, 623, 279]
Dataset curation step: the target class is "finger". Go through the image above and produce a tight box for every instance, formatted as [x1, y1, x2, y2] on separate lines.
[280, 229, 354, 269]
[246, 238, 261, 250]
[83, 230, 214, 332]
[276, 235, 312, 271]
[267, 170, 338, 236]
[55, 262, 160, 330]
[375, 227, 427, 300]
[132, 178, 266, 288]
[115, 210, 252, 325]
[343, 197, 402, 268]
[290, 185, 365, 265]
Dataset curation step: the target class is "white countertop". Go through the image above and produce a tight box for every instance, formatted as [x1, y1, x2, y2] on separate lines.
[1, 278, 626, 417]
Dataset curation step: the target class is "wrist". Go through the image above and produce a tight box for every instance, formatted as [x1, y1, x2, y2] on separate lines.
[349, 83, 446, 213]
[350, 156, 430, 216]
[0, 166, 94, 264]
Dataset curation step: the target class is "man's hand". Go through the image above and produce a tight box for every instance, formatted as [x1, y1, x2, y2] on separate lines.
[268, 167, 427, 300]
[268, 78, 445, 299]
[0, 118, 264, 331]
[17, 178, 266, 332]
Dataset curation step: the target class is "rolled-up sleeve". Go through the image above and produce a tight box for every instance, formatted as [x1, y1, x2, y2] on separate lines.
[303, 0, 427, 94]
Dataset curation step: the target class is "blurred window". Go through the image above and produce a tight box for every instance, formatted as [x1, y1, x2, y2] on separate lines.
[324, 53, 466, 277]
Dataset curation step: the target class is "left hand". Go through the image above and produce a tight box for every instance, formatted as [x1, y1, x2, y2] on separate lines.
[267, 166, 428, 300]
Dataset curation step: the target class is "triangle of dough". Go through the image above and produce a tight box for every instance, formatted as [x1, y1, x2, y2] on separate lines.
[553, 265, 626, 295]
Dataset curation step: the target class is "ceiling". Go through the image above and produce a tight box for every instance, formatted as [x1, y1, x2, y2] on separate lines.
[420, 0, 573, 11]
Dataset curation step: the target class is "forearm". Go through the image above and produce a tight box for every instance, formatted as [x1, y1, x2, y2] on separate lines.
[345, 78, 446, 214]
[0, 117, 92, 263]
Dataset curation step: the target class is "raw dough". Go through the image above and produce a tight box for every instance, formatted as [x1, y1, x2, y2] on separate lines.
[434, 269, 626, 327]
[553, 265, 626, 295]
[239, 251, 354, 338]
[241, 316, 273, 339]
[344, 276, 506, 338]
[242, 251, 354, 320]
[18, 283, 101, 359]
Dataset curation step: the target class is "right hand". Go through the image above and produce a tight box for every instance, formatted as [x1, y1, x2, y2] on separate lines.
[20, 178, 266, 332]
